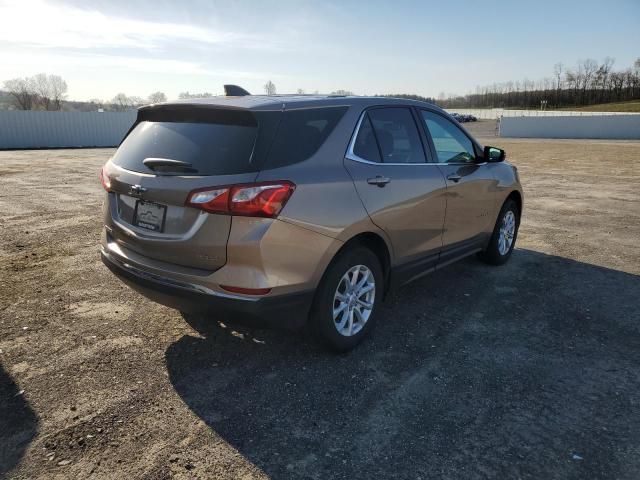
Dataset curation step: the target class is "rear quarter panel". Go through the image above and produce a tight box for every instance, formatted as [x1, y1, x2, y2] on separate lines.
[256, 105, 395, 249]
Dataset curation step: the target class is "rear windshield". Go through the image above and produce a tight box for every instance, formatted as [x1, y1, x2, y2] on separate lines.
[113, 105, 347, 175]
[112, 120, 259, 176]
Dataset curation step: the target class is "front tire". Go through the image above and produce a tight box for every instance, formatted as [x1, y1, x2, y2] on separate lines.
[478, 199, 520, 265]
[310, 246, 383, 352]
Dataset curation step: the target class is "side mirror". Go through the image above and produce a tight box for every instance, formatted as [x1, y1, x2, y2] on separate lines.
[484, 146, 505, 162]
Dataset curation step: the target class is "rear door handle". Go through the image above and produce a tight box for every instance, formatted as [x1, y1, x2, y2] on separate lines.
[367, 175, 391, 187]
[446, 174, 462, 183]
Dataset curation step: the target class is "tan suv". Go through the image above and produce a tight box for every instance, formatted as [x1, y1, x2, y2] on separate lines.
[100, 94, 522, 351]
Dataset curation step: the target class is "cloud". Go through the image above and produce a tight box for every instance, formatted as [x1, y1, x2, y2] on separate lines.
[0, 50, 285, 81]
[0, 0, 269, 51]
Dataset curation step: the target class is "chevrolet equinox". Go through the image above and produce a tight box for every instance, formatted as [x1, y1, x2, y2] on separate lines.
[100, 93, 523, 351]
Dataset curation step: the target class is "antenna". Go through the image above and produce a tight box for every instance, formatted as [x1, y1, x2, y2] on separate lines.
[224, 85, 251, 96]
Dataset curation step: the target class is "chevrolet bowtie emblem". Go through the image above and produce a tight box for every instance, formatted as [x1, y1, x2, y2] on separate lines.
[129, 185, 147, 197]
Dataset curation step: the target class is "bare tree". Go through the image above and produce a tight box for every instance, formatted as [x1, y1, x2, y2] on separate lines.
[594, 57, 614, 103]
[553, 63, 563, 106]
[610, 71, 625, 100]
[32, 73, 68, 110]
[110, 93, 137, 111]
[264, 80, 276, 95]
[129, 96, 144, 106]
[580, 59, 598, 103]
[89, 98, 104, 110]
[148, 91, 167, 104]
[32, 73, 52, 110]
[48, 75, 67, 110]
[331, 89, 354, 95]
[3, 77, 36, 110]
[296, 88, 305, 94]
[4, 74, 67, 111]
[178, 91, 213, 99]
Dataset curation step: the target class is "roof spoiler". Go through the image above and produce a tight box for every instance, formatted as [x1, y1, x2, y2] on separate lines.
[224, 84, 251, 96]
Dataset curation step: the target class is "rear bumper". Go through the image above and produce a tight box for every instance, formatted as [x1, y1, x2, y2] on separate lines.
[101, 249, 313, 329]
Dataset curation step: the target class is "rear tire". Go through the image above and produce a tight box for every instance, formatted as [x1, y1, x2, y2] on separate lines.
[478, 198, 520, 266]
[310, 246, 383, 352]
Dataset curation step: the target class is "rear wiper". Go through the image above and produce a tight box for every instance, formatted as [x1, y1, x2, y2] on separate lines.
[143, 158, 194, 170]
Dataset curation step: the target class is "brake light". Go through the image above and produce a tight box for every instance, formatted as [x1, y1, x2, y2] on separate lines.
[100, 165, 111, 191]
[186, 181, 295, 218]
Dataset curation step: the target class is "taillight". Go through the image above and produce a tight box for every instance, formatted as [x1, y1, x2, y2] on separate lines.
[186, 181, 295, 218]
[100, 165, 111, 191]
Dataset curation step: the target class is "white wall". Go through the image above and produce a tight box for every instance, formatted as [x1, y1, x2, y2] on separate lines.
[499, 115, 640, 139]
[0, 111, 136, 149]
[445, 108, 640, 119]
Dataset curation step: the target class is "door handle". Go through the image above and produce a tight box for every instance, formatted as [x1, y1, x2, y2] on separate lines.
[446, 173, 462, 183]
[367, 175, 391, 187]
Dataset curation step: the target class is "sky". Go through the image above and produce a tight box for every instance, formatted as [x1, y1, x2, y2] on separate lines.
[1, 0, 639, 102]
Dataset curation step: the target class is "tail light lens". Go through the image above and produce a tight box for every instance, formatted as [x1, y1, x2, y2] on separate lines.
[186, 181, 295, 218]
[99, 165, 111, 191]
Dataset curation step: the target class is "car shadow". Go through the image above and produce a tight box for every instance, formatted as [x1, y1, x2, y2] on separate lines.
[165, 249, 640, 479]
[0, 363, 39, 476]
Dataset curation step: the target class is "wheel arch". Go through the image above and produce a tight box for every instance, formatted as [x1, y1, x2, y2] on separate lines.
[506, 190, 523, 220]
[325, 231, 392, 296]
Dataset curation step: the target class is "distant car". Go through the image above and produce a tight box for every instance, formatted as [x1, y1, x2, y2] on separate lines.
[100, 95, 523, 351]
[458, 114, 476, 123]
[451, 112, 463, 122]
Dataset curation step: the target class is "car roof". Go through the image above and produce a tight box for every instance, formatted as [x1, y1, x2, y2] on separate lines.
[159, 95, 446, 113]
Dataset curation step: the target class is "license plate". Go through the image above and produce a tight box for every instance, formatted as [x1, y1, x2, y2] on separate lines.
[133, 200, 167, 232]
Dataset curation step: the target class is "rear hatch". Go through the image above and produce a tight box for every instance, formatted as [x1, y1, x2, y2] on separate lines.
[105, 105, 280, 270]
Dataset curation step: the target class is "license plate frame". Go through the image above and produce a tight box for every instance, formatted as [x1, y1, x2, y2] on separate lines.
[133, 200, 167, 232]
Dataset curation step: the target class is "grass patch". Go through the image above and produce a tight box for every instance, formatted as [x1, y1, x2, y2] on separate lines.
[559, 101, 640, 113]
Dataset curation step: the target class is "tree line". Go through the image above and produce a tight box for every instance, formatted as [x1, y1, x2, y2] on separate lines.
[440, 57, 640, 109]
[1, 74, 431, 111]
[1, 74, 173, 111]
[8, 59, 638, 113]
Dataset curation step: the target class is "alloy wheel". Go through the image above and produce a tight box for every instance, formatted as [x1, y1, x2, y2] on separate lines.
[498, 210, 516, 255]
[332, 264, 376, 336]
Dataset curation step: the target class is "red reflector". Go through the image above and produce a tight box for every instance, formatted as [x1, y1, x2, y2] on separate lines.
[100, 165, 111, 191]
[220, 285, 272, 296]
[186, 181, 295, 218]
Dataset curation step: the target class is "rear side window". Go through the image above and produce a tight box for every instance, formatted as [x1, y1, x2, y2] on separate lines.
[353, 115, 382, 162]
[368, 108, 426, 164]
[264, 106, 347, 169]
[113, 120, 259, 176]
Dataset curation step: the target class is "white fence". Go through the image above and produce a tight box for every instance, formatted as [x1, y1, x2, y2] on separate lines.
[499, 115, 640, 139]
[0, 111, 136, 149]
[1, 109, 638, 148]
[445, 108, 640, 120]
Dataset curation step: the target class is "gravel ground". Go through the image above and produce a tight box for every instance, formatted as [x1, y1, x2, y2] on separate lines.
[1, 131, 640, 479]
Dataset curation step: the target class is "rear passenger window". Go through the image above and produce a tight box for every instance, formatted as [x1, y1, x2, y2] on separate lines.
[265, 106, 347, 169]
[368, 108, 426, 164]
[353, 115, 382, 163]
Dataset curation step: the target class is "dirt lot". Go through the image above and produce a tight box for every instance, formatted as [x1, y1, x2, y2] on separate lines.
[1, 130, 640, 479]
